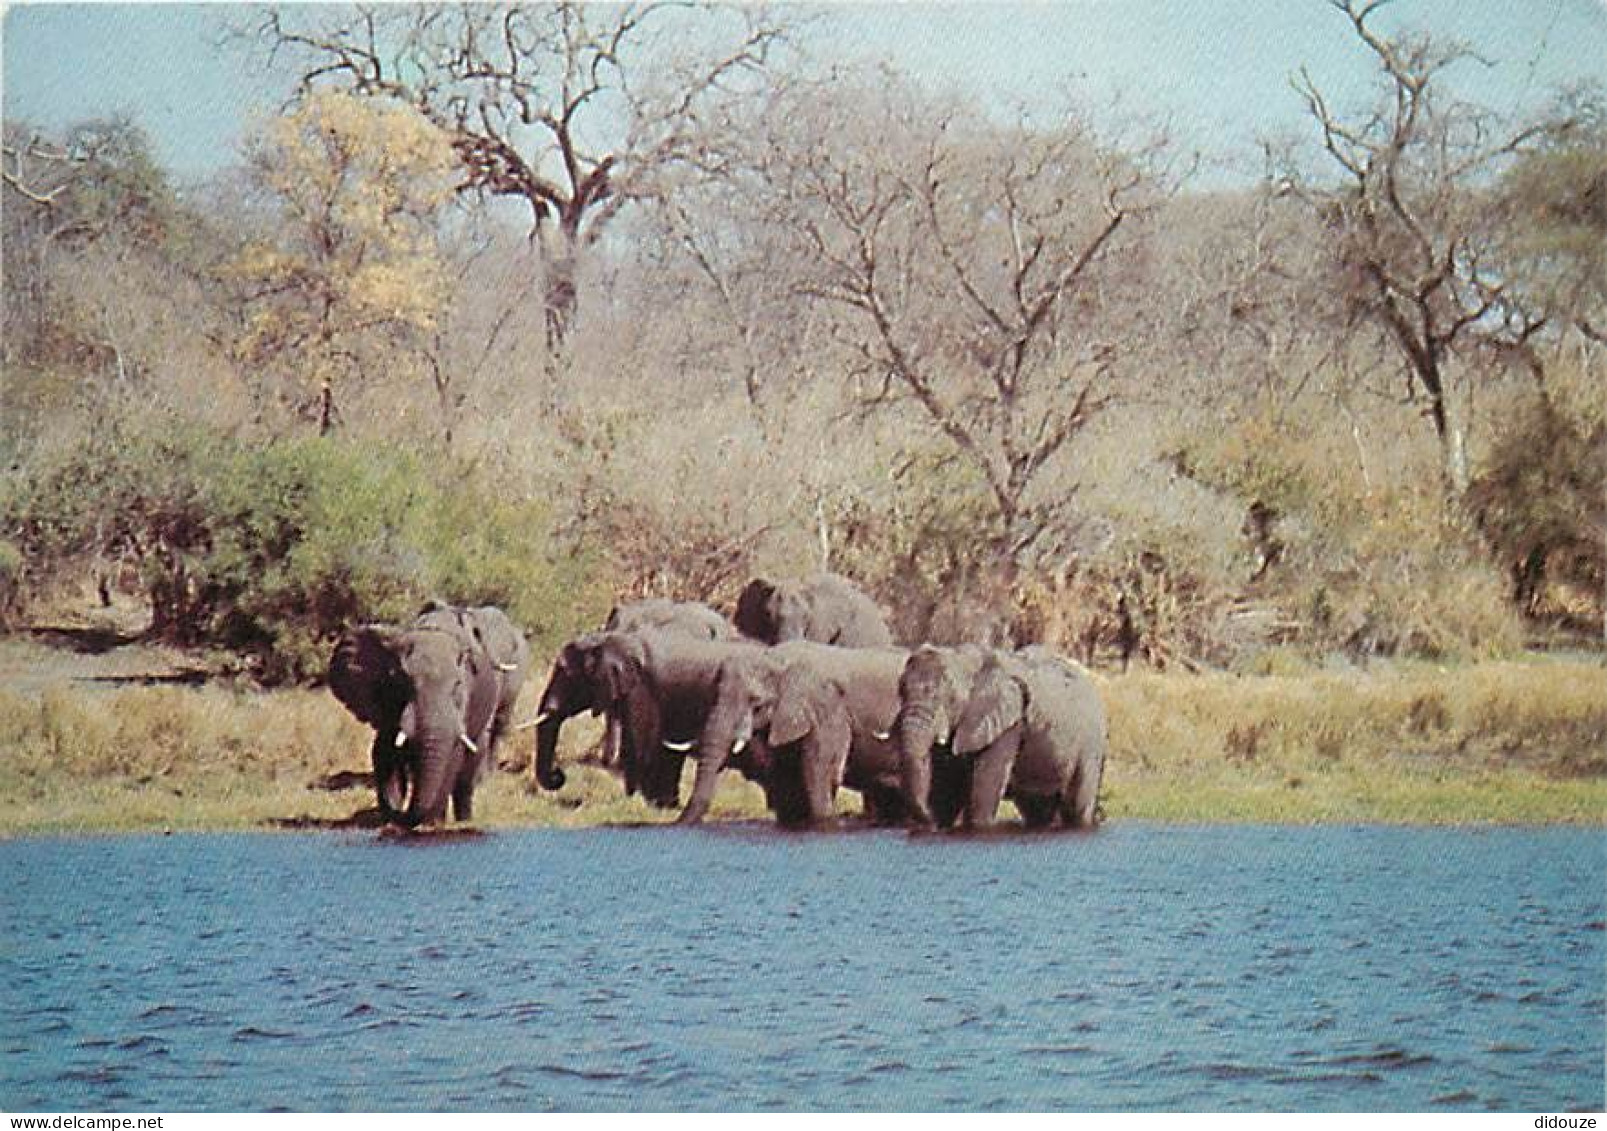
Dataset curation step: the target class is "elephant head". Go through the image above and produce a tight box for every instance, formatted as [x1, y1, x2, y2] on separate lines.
[532, 632, 680, 806]
[733, 578, 797, 642]
[680, 651, 851, 826]
[531, 633, 606, 793]
[328, 619, 495, 826]
[893, 645, 988, 828]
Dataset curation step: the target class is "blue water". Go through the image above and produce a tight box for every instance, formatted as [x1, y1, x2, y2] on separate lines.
[1, 824, 1602, 1112]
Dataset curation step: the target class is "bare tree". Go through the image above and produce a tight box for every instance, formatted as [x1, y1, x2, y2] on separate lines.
[2, 118, 176, 375]
[254, 2, 785, 355]
[1285, 0, 1555, 496]
[734, 74, 1175, 588]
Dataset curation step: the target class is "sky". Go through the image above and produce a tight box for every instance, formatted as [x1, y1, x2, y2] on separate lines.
[2, 1, 1604, 185]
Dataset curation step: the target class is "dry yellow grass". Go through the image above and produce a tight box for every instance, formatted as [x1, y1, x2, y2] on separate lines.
[1100, 658, 1607, 824]
[0, 656, 1601, 835]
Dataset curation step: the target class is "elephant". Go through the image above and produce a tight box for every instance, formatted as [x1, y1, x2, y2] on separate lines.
[589, 599, 737, 771]
[894, 645, 1106, 830]
[605, 598, 736, 641]
[328, 602, 530, 827]
[675, 641, 947, 827]
[530, 628, 764, 807]
[733, 573, 894, 648]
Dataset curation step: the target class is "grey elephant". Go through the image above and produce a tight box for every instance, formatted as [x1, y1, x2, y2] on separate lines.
[675, 641, 941, 827]
[733, 573, 894, 647]
[589, 599, 736, 772]
[530, 629, 763, 807]
[606, 598, 736, 641]
[328, 602, 530, 827]
[894, 645, 1106, 830]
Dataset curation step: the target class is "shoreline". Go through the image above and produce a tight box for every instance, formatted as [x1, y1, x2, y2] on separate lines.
[1, 652, 1603, 837]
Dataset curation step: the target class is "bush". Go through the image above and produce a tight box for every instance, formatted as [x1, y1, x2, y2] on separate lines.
[1468, 392, 1605, 635]
[2, 423, 599, 682]
[1174, 406, 1526, 661]
[0, 539, 22, 628]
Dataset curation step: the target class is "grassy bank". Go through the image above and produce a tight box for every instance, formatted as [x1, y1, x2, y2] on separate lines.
[0, 654, 1602, 836]
[1101, 658, 1607, 823]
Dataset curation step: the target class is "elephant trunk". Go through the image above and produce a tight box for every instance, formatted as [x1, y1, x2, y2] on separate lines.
[896, 703, 941, 828]
[404, 724, 458, 827]
[533, 715, 568, 791]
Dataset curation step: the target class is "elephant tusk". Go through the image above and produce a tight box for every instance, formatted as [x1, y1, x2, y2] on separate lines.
[732, 738, 747, 755]
[661, 739, 695, 753]
[459, 734, 479, 754]
[513, 712, 550, 731]
[394, 732, 408, 748]
[495, 661, 519, 672]
[873, 730, 892, 742]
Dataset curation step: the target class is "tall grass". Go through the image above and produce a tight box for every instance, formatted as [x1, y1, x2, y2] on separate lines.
[0, 658, 1601, 835]
[1101, 658, 1607, 824]
[0, 679, 772, 835]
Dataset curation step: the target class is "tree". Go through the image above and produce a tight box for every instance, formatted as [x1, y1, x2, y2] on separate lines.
[254, 2, 785, 354]
[2, 118, 174, 366]
[228, 91, 456, 433]
[1285, 0, 1559, 496]
[732, 74, 1175, 598]
[1495, 89, 1607, 347]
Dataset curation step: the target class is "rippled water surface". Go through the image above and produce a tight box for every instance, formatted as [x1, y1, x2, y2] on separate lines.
[2, 824, 1602, 1111]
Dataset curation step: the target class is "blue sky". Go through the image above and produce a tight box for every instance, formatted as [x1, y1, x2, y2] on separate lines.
[3, 1, 1604, 184]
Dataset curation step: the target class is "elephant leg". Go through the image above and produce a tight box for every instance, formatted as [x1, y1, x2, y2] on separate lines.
[1016, 794, 1058, 829]
[765, 746, 811, 827]
[452, 776, 475, 823]
[372, 732, 407, 820]
[617, 714, 645, 797]
[859, 784, 907, 826]
[965, 730, 1022, 830]
[1062, 758, 1101, 828]
[453, 735, 492, 823]
[929, 752, 970, 830]
[651, 747, 687, 810]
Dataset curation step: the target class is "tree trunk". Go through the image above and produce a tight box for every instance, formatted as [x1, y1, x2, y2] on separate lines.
[541, 228, 579, 354]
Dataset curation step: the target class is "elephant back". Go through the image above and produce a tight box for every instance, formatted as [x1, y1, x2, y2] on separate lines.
[770, 640, 907, 736]
[465, 605, 531, 675]
[328, 625, 408, 728]
[796, 573, 893, 647]
[607, 598, 735, 641]
[1012, 648, 1107, 754]
[734, 573, 894, 647]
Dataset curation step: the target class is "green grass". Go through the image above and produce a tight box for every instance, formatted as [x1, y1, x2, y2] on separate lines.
[1100, 658, 1607, 825]
[0, 656, 1601, 836]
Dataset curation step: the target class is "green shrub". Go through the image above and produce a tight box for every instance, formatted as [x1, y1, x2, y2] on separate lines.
[2, 423, 599, 683]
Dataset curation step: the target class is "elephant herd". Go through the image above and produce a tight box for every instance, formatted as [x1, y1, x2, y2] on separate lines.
[327, 574, 1107, 833]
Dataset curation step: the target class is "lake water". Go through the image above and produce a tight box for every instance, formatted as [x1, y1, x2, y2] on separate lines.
[2, 824, 1602, 1112]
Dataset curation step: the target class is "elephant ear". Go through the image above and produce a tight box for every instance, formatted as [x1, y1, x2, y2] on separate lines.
[952, 663, 1026, 755]
[327, 626, 405, 727]
[769, 663, 837, 747]
[733, 579, 776, 641]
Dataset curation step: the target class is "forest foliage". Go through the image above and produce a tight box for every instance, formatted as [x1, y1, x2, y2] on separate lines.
[1, 1, 1602, 684]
